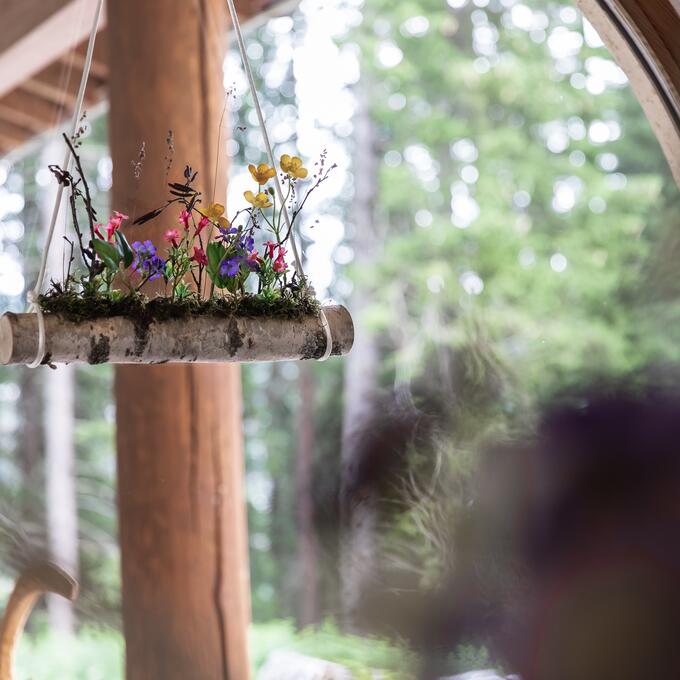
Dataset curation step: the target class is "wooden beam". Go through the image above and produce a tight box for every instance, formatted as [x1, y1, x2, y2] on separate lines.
[0, 1, 71, 53]
[0, 0, 107, 100]
[0, 91, 65, 133]
[108, 1, 251, 679]
[21, 62, 106, 109]
[60, 32, 110, 81]
[0, 120, 34, 147]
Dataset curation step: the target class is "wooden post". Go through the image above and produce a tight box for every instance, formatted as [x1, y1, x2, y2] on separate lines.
[107, 1, 251, 678]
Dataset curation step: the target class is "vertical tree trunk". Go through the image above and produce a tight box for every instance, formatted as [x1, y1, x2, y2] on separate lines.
[108, 2, 250, 678]
[295, 363, 319, 627]
[17, 370, 42, 530]
[43, 364, 77, 634]
[340, 73, 381, 625]
[40, 139, 78, 635]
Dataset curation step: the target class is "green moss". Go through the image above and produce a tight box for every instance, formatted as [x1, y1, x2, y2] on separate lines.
[38, 289, 321, 323]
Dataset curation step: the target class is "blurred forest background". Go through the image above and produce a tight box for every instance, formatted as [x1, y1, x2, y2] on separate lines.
[0, 0, 679, 677]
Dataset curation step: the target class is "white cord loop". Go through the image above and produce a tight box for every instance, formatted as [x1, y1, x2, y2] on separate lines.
[26, 0, 104, 368]
[225, 0, 334, 361]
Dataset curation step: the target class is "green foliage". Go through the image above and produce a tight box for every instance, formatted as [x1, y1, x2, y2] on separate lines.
[114, 232, 134, 270]
[15, 629, 124, 680]
[357, 0, 679, 399]
[250, 620, 418, 678]
[15, 621, 419, 680]
[91, 239, 121, 273]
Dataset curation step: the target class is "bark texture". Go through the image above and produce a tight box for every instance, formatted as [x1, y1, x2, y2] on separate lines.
[0, 306, 353, 365]
[107, 0, 250, 678]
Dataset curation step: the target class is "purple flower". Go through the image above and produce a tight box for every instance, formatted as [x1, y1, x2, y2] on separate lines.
[240, 235, 255, 252]
[220, 256, 242, 278]
[217, 226, 239, 241]
[132, 240, 156, 259]
[132, 240, 166, 281]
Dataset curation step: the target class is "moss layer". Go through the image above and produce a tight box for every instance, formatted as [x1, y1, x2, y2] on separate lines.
[38, 290, 321, 324]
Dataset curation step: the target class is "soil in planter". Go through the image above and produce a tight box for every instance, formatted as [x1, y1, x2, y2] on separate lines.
[38, 289, 321, 324]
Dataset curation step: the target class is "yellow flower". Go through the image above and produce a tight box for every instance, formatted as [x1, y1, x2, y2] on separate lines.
[248, 163, 276, 185]
[280, 154, 308, 179]
[244, 190, 273, 209]
[198, 202, 230, 229]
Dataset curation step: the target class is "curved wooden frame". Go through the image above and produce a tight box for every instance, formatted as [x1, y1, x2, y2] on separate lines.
[576, 0, 680, 186]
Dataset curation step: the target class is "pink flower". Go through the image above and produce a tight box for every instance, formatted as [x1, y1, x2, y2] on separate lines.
[264, 240, 277, 259]
[105, 211, 128, 241]
[195, 215, 210, 236]
[94, 224, 105, 240]
[178, 210, 191, 229]
[164, 229, 181, 247]
[191, 246, 208, 266]
[273, 255, 288, 273]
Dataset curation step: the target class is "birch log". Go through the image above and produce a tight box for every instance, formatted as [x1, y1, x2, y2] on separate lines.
[0, 305, 353, 365]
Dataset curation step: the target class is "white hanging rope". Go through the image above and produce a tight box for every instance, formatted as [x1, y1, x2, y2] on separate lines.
[224, 0, 334, 361]
[26, 0, 104, 368]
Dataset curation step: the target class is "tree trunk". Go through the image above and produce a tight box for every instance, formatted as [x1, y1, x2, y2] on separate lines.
[40, 138, 78, 636]
[295, 363, 319, 627]
[340, 73, 381, 626]
[108, 2, 250, 678]
[43, 364, 77, 634]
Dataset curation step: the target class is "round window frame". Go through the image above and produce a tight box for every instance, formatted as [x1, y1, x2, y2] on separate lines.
[576, 0, 680, 186]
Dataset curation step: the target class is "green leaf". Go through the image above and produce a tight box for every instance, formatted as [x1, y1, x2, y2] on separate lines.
[175, 282, 191, 299]
[206, 242, 232, 289]
[206, 242, 227, 275]
[115, 231, 134, 269]
[92, 239, 122, 272]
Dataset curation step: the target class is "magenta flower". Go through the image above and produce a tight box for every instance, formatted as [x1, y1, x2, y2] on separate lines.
[264, 240, 277, 259]
[191, 246, 208, 266]
[246, 250, 261, 272]
[106, 211, 128, 241]
[273, 256, 288, 273]
[273, 245, 288, 273]
[178, 209, 191, 229]
[164, 229, 181, 247]
[196, 215, 210, 236]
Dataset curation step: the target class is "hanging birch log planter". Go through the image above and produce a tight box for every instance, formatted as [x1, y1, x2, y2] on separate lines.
[21, 0, 354, 368]
[0, 304, 353, 366]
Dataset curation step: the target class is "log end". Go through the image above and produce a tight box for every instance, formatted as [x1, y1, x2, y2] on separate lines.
[325, 304, 354, 358]
[0, 313, 16, 366]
